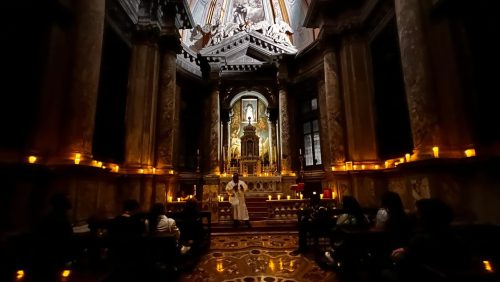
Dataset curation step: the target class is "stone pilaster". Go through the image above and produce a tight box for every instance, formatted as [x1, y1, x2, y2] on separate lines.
[339, 35, 378, 161]
[124, 38, 160, 168]
[395, 0, 440, 158]
[317, 80, 332, 168]
[324, 49, 347, 164]
[156, 48, 179, 170]
[208, 84, 221, 174]
[279, 86, 291, 173]
[60, 0, 105, 159]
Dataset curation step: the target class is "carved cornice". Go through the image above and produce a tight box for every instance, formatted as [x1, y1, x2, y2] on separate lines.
[198, 30, 297, 75]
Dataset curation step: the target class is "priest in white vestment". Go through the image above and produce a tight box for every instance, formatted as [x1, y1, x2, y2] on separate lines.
[226, 172, 251, 227]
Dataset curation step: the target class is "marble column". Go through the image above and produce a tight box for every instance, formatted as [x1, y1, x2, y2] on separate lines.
[317, 80, 332, 168]
[208, 85, 221, 174]
[395, 0, 440, 158]
[124, 38, 160, 168]
[60, 0, 105, 159]
[339, 35, 378, 161]
[279, 85, 291, 173]
[324, 49, 347, 164]
[156, 48, 179, 170]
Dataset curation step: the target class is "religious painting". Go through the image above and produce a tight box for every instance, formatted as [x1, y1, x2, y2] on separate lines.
[230, 0, 265, 25]
[241, 98, 258, 123]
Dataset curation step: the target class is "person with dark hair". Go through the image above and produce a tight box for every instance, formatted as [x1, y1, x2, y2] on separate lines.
[375, 192, 412, 247]
[386, 198, 469, 282]
[109, 199, 145, 239]
[337, 196, 370, 226]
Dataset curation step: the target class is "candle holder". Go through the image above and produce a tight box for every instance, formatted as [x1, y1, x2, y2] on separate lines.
[298, 152, 304, 175]
[196, 149, 201, 173]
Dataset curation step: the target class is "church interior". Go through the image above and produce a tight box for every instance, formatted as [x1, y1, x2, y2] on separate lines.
[1, 0, 500, 281]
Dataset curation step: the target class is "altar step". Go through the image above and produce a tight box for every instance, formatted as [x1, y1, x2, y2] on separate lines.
[211, 220, 298, 234]
[245, 197, 269, 220]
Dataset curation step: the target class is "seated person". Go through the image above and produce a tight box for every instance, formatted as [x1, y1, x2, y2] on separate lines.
[109, 199, 146, 239]
[387, 199, 470, 281]
[148, 203, 190, 254]
[337, 196, 370, 227]
[374, 191, 412, 248]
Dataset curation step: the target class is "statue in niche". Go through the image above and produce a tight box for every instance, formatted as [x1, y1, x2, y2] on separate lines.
[245, 103, 254, 122]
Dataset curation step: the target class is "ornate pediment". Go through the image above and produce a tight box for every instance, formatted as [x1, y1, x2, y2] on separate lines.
[198, 28, 297, 73]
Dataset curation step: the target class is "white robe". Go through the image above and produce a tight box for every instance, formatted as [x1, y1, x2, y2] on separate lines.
[225, 180, 249, 220]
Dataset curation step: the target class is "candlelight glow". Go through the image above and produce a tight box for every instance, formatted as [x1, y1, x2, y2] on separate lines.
[268, 195, 272, 201]
[177, 197, 181, 202]
[152, 168, 156, 174]
[16, 270, 24, 280]
[331, 166, 335, 171]
[287, 195, 291, 200]
[139, 169, 144, 174]
[405, 153, 411, 162]
[169, 170, 174, 174]
[216, 261, 224, 272]
[61, 269, 71, 278]
[28, 156, 37, 164]
[432, 146, 439, 158]
[385, 161, 389, 168]
[332, 191, 337, 199]
[375, 165, 380, 169]
[168, 196, 173, 202]
[74, 153, 81, 165]
[114, 165, 119, 172]
[320, 193, 324, 199]
[361, 164, 365, 170]
[400, 158, 404, 163]
[465, 149, 476, 157]
[277, 194, 281, 200]
[483, 260, 493, 273]
[300, 193, 303, 200]
[269, 259, 275, 272]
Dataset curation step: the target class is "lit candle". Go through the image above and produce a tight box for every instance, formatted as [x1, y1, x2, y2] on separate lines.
[177, 197, 181, 202]
[361, 164, 365, 170]
[332, 191, 337, 199]
[28, 156, 37, 164]
[168, 196, 173, 202]
[152, 167, 156, 174]
[432, 146, 439, 158]
[268, 195, 272, 201]
[320, 193, 324, 199]
[287, 195, 291, 200]
[189, 195, 193, 199]
[313, 191, 317, 195]
[405, 153, 411, 162]
[74, 153, 81, 165]
[375, 165, 380, 169]
[399, 158, 404, 163]
[277, 194, 281, 200]
[299, 193, 303, 200]
[299, 148, 302, 155]
[384, 161, 389, 168]
[331, 166, 335, 171]
[464, 149, 476, 157]
[220, 195, 224, 201]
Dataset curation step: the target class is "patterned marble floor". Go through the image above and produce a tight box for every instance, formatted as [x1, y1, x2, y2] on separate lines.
[179, 233, 338, 282]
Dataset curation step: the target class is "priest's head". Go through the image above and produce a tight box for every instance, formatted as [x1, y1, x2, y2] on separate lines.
[232, 172, 239, 183]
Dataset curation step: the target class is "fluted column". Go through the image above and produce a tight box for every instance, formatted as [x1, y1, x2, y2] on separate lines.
[324, 49, 347, 165]
[339, 35, 378, 161]
[208, 85, 221, 174]
[156, 48, 179, 170]
[279, 86, 291, 173]
[395, 0, 440, 158]
[124, 38, 160, 168]
[60, 0, 105, 159]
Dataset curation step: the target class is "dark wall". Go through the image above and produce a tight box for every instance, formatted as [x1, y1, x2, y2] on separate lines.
[370, 18, 413, 159]
[0, 1, 52, 151]
[92, 25, 130, 163]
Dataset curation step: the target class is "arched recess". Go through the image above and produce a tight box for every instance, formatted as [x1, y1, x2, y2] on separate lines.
[229, 90, 270, 108]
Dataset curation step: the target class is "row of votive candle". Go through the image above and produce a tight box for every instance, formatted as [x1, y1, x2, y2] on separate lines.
[268, 194, 303, 200]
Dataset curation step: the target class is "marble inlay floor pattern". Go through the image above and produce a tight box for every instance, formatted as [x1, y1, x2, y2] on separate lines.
[180, 233, 338, 282]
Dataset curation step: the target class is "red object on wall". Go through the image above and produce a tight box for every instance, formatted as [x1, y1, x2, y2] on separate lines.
[323, 188, 332, 199]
